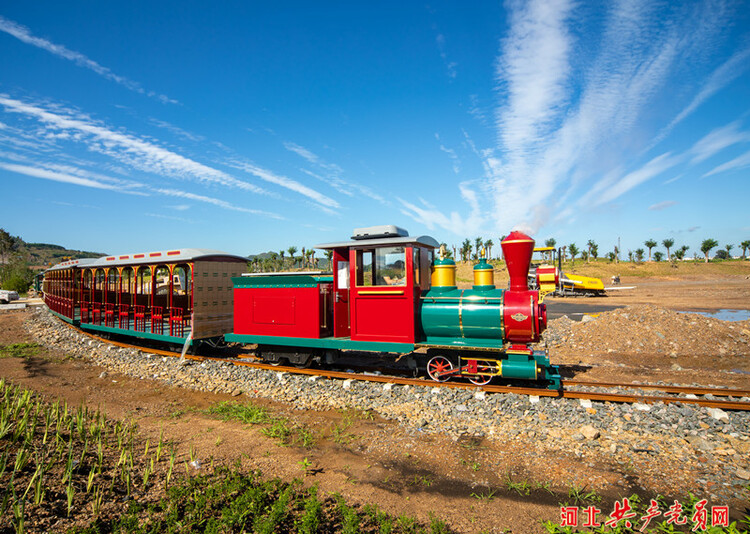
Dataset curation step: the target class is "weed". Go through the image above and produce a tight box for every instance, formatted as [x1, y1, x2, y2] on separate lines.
[0, 342, 41, 359]
[262, 418, 293, 444]
[331, 419, 356, 444]
[298, 457, 312, 471]
[470, 489, 497, 501]
[566, 483, 601, 506]
[205, 400, 269, 424]
[505, 475, 531, 496]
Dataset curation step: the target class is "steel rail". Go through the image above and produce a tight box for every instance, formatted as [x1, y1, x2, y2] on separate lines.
[58, 319, 750, 411]
[563, 380, 750, 398]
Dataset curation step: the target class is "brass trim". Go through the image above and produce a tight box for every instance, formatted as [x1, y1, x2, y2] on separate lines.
[501, 238, 534, 244]
[358, 290, 405, 295]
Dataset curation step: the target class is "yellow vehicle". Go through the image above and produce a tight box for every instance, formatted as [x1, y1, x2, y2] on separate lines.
[528, 247, 605, 298]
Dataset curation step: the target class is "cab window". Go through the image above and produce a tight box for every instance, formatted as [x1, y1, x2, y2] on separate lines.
[356, 246, 406, 286]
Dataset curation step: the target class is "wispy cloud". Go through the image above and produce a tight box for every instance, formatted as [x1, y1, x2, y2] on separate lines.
[596, 152, 683, 205]
[0, 161, 144, 193]
[435, 133, 460, 174]
[0, 16, 177, 104]
[690, 121, 750, 164]
[648, 200, 678, 211]
[702, 149, 750, 178]
[283, 141, 386, 203]
[435, 33, 457, 79]
[398, 182, 483, 236]
[155, 188, 283, 219]
[226, 158, 340, 209]
[420, 1, 743, 237]
[0, 95, 269, 195]
[660, 47, 750, 140]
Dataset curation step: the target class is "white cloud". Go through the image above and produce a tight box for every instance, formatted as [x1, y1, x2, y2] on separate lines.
[155, 188, 283, 219]
[702, 149, 750, 178]
[0, 95, 268, 194]
[226, 159, 340, 209]
[284, 141, 386, 204]
[661, 47, 750, 138]
[690, 121, 750, 164]
[0, 16, 177, 104]
[596, 152, 683, 205]
[0, 161, 144, 193]
[648, 200, 678, 211]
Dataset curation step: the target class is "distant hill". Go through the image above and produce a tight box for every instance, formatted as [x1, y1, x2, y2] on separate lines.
[25, 243, 107, 268]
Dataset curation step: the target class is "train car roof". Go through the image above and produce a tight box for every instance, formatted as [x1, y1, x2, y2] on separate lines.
[46, 248, 247, 271]
[315, 235, 440, 250]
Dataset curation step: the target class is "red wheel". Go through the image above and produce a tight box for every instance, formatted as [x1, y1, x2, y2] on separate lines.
[427, 356, 454, 382]
[468, 361, 493, 386]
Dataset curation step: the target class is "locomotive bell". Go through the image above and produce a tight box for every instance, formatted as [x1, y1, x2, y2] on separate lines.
[501, 231, 535, 291]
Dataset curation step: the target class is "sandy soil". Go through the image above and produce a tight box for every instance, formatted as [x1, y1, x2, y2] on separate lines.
[2, 273, 750, 532]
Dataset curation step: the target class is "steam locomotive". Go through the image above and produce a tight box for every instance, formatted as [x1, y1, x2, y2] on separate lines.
[41, 225, 560, 389]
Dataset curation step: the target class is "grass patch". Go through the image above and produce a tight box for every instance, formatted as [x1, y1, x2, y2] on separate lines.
[205, 401, 316, 448]
[0, 342, 41, 359]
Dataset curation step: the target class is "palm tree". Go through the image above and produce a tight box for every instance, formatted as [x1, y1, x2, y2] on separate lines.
[301, 247, 307, 267]
[287, 246, 297, 268]
[474, 237, 483, 260]
[635, 248, 644, 263]
[484, 239, 494, 260]
[568, 243, 579, 266]
[613, 245, 619, 264]
[700, 239, 718, 263]
[662, 238, 674, 261]
[461, 239, 472, 262]
[586, 240, 596, 262]
[740, 240, 750, 259]
[654, 251, 664, 262]
[644, 239, 657, 262]
[725, 244, 733, 258]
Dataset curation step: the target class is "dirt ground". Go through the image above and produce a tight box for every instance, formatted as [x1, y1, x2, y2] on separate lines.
[2, 272, 750, 533]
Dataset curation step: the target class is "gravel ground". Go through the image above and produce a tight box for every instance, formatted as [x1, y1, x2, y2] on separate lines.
[23, 306, 750, 506]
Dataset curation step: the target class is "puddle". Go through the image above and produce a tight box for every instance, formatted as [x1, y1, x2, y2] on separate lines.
[679, 309, 750, 322]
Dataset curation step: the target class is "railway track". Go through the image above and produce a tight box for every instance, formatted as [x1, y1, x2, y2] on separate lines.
[70, 325, 750, 412]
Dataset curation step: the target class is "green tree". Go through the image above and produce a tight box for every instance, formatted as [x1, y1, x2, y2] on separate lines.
[605, 252, 616, 262]
[644, 239, 657, 262]
[287, 246, 297, 268]
[725, 244, 733, 258]
[461, 239, 472, 262]
[627, 250, 634, 262]
[700, 239, 718, 263]
[740, 240, 750, 259]
[568, 243, 579, 265]
[439, 243, 453, 259]
[635, 248, 645, 263]
[586, 240, 597, 262]
[662, 238, 674, 261]
[653, 251, 664, 262]
[673, 248, 685, 261]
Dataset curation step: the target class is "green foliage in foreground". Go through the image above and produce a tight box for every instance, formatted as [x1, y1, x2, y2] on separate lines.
[0, 342, 41, 359]
[0, 381, 452, 534]
[71, 466, 453, 534]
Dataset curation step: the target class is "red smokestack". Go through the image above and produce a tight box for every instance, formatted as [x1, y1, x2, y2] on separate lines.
[501, 231, 535, 291]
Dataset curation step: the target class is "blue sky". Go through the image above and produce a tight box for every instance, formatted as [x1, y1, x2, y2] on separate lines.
[1, 1, 749, 259]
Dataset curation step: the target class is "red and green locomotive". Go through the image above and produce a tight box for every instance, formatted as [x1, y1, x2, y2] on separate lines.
[227, 225, 560, 389]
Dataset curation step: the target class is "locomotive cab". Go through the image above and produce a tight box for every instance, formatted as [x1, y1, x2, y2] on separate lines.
[317, 225, 438, 345]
